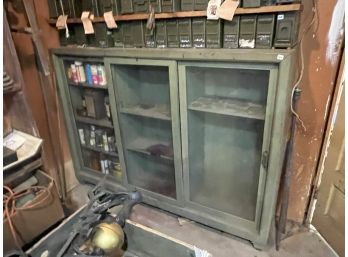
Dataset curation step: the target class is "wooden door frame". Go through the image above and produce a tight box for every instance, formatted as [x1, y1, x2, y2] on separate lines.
[305, 49, 345, 225]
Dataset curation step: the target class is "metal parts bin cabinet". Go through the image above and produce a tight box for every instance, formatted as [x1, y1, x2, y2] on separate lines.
[52, 47, 296, 250]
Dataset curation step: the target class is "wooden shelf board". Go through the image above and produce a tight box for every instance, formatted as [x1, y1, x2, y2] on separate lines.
[127, 137, 174, 161]
[75, 115, 114, 128]
[49, 4, 301, 24]
[120, 104, 171, 121]
[82, 144, 118, 157]
[69, 82, 108, 90]
[188, 96, 266, 120]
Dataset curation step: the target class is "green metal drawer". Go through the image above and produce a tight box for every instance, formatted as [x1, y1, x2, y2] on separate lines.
[206, 20, 222, 48]
[49, 0, 77, 18]
[166, 19, 180, 48]
[120, 0, 134, 14]
[194, 0, 209, 10]
[178, 19, 192, 48]
[161, 0, 180, 12]
[274, 12, 299, 48]
[97, 0, 121, 15]
[94, 23, 114, 47]
[239, 15, 257, 48]
[261, 0, 275, 5]
[149, 0, 161, 12]
[223, 16, 240, 49]
[123, 21, 145, 48]
[133, 0, 148, 12]
[144, 22, 156, 48]
[192, 18, 206, 48]
[74, 25, 87, 46]
[156, 20, 168, 48]
[242, 0, 261, 7]
[256, 14, 275, 49]
[112, 23, 124, 48]
[81, 0, 100, 16]
[181, 0, 194, 11]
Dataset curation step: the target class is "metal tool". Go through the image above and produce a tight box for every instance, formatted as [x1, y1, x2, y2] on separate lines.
[57, 179, 142, 257]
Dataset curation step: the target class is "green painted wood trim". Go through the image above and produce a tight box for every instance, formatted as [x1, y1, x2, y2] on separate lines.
[51, 47, 294, 63]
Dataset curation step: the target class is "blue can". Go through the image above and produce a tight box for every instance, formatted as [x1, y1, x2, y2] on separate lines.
[85, 64, 93, 85]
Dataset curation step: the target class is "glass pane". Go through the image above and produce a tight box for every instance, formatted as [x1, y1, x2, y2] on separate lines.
[113, 64, 176, 198]
[185, 66, 269, 221]
[64, 59, 122, 182]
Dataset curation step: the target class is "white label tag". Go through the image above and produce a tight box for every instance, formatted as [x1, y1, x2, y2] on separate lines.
[217, 0, 240, 21]
[277, 54, 285, 60]
[104, 11, 117, 29]
[207, 0, 222, 20]
[278, 14, 284, 20]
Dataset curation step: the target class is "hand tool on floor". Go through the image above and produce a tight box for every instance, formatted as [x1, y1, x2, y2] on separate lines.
[57, 178, 142, 257]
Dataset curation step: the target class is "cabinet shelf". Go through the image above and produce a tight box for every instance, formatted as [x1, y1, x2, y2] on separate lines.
[127, 138, 174, 161]
[120, 104, 171, 121]
[69, 82, 108, 90]
[188, 96, 265, 120]
[49, 4, 301, 24]
[82, 144, 118, 157]
[75, 115, 113, 128]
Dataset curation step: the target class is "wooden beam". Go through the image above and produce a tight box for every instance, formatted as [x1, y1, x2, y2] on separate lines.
[48, 3, 301, 24]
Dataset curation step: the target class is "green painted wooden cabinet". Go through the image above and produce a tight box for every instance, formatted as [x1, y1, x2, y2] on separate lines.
[52, 48, 296, 248]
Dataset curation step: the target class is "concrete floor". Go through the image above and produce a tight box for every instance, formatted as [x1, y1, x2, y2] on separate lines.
[65, 184, 338, 257]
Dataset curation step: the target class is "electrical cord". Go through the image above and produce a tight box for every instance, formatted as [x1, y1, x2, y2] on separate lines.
[290, 0, 318, 132]
[3, 185, 52, 250]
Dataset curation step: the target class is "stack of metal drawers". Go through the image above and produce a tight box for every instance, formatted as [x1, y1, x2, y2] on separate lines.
[60, 12, 299, 49]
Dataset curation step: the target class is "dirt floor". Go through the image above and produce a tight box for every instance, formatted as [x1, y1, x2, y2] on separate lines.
[65, 184, 338, 257]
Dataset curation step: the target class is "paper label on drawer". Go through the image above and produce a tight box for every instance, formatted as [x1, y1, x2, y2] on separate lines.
[56, 15, 68, 30]
[207, 0, 222, 20]
[277, 14, 284, 20]
[217, 0, 240, 21]
[81, 11, 94, 34]
[104, 11, 117, 29]
[277, 54, 285, 60]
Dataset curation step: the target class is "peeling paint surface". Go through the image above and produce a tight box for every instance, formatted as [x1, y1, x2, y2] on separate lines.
[326, 0, 344, 65]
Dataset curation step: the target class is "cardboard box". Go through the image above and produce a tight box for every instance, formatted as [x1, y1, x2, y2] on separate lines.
[3, 170, 65, 254]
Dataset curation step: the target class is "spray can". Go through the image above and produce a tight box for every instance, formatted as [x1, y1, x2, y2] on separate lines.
[85, 64, 93, 85]
[97, 65, 107, 86]
[91, 65, 99, 85]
